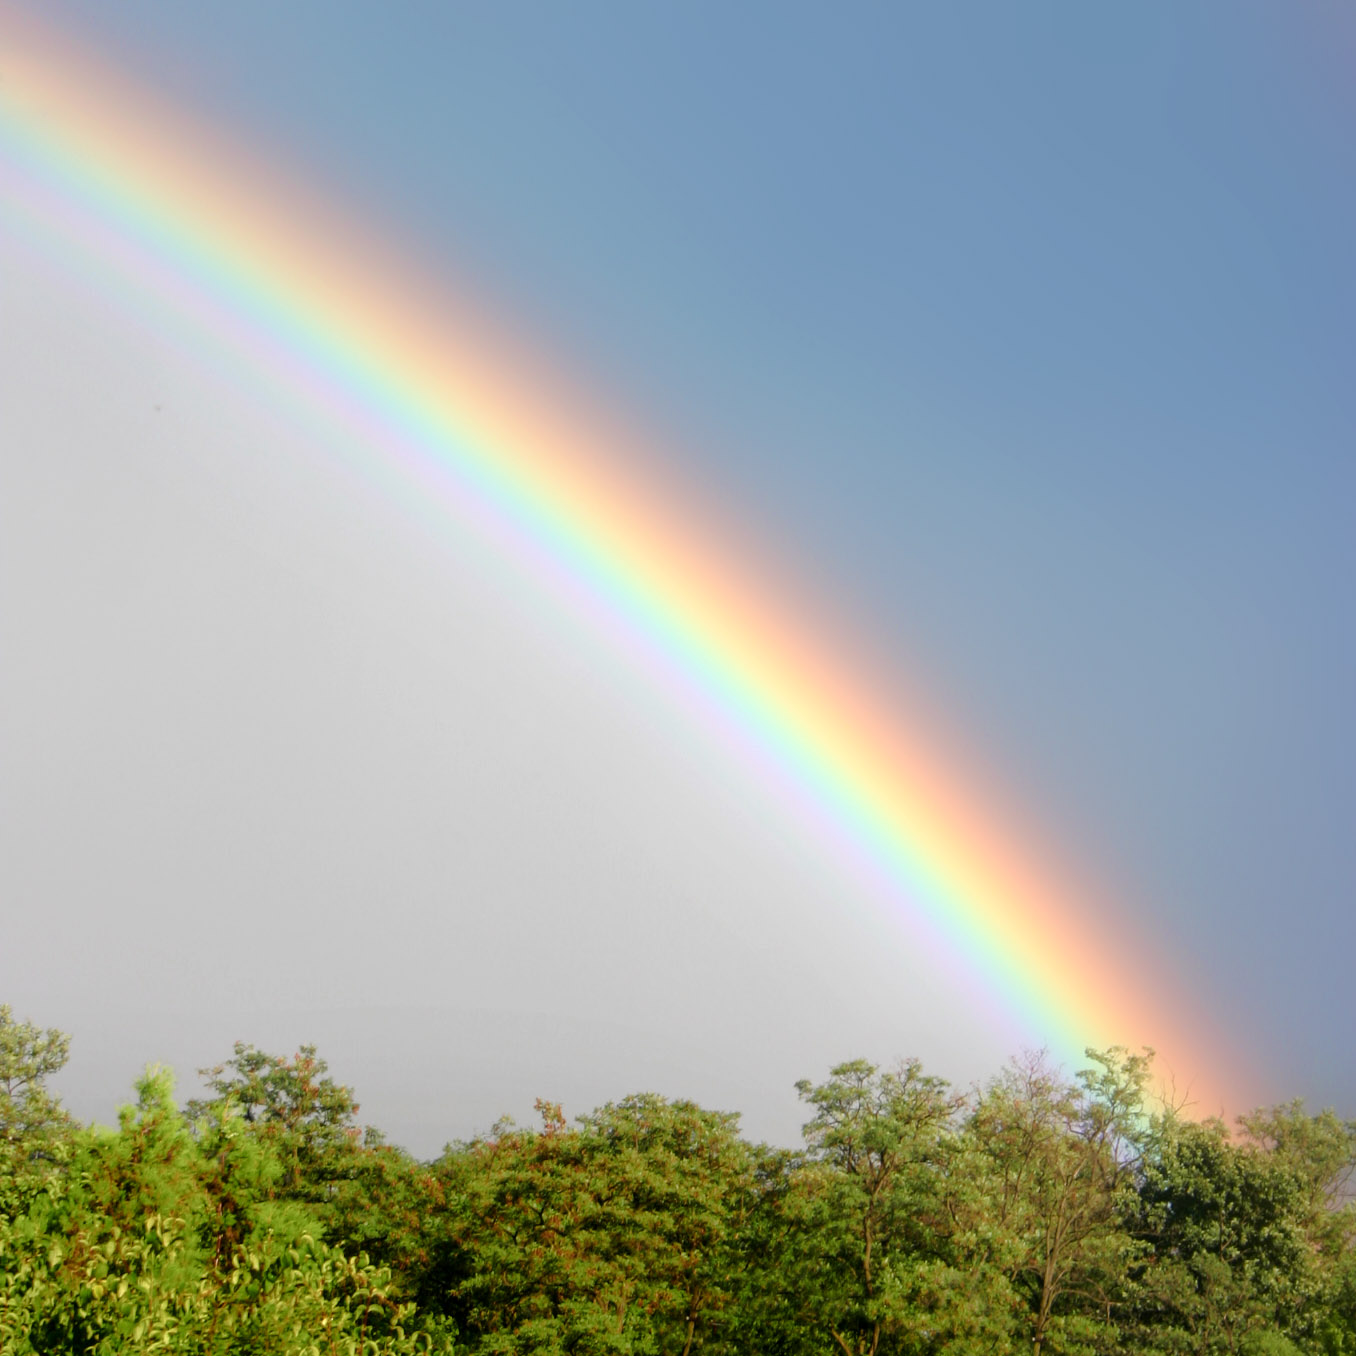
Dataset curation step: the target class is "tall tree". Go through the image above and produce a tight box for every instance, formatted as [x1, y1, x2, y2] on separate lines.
[963, 1048, 1152, 1355]
[792, 1058, 963, 1356]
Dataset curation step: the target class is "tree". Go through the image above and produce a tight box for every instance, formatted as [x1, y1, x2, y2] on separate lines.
[574, 1094, 754, 1356]
[0, 1004, 71, 1156]
[963, 1048, 1153, 1356]
[0, 1065, 456, 1353]
[791, 1058, 964, 1356]
[439, 1093, 754, 1355]
[1126, 1102, 1356, 1355]
[716, 1141, 823, 1356]
[187, 1042, 362, 1201]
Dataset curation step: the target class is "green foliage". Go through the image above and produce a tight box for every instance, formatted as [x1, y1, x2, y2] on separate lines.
[2, 1003, 1353, 1356]
[436, 1094, 754, 1354]
[0, 1064, 455, 1354]
[788, 1057, 969, 1355]
[187, 1043, 363, 1202]
[1122, 1098, 1356, 1355]
[960, 1048, 1152, 1355]
[0, 1006, 71, 1165]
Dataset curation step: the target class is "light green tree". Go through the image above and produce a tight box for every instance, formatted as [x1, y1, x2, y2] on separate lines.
[0, 1065, 456, 1354]
[791, 1058, 983, 1356]
[962, 1048, 1153, 1356]
[0, 1004, 71, 1157]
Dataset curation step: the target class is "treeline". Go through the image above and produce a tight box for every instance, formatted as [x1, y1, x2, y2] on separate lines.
[2, 1004, 1354, 1355]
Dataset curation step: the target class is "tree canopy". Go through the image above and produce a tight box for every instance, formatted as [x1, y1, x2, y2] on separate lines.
[1, 1004, 1352, 1355]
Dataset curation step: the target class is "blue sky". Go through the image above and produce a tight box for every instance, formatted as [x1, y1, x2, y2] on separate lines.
[2, 2, 1353, 1151]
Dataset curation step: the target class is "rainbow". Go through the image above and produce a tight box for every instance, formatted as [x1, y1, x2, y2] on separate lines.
[0, 11, 1248, 1112]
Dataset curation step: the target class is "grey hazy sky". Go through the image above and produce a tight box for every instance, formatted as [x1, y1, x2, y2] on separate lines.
[2, 2, 1353, 1155]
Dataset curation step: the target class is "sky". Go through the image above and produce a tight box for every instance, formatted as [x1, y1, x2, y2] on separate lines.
[1, 1, 1353, 1156]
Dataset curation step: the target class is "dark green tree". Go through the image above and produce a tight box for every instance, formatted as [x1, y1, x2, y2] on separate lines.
[1125, 1101, 1356, 1355]
[439, 1094, 753, 1355]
